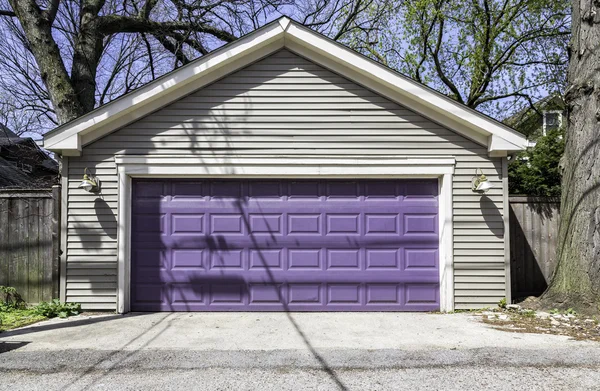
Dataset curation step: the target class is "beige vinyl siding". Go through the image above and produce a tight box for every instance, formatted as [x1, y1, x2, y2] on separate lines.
[65, 49, 505, 310]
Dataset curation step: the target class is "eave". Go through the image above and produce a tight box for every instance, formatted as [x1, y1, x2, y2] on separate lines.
[44, 17, 527, 157]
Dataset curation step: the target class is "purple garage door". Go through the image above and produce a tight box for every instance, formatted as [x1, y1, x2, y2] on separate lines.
[131, 179, 439, 311]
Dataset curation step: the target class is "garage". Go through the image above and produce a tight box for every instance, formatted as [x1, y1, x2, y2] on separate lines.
[44, 17, 527, 312]
[130, 179, 439, 311]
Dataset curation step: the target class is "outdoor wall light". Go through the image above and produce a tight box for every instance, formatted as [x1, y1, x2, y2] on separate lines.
[78, 168, 100, 193]
[471, 168, 494, 193]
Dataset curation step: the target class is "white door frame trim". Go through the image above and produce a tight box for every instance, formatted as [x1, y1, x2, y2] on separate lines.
[116, 156, 455, 313]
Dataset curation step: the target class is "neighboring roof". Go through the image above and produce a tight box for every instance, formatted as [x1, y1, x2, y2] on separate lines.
[0, 123, 22, 144]
[1, 125, 58, 169]
[0, 124, 58, 188]
[504, 95, 565, 130]
[0, 156, 40, 188]
[44, 16, 527, 157]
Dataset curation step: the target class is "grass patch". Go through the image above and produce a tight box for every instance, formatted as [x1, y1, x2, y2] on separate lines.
[0, 309, 47, 332]
[0, 286, 81, 332]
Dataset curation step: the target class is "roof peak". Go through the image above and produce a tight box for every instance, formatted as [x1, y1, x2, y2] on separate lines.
[44, 18, 526, 156]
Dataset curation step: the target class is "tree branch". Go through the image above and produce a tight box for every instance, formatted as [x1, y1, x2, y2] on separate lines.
[0, 9, 16, 17]
[333, 0, 366, 41]
[153, 34, 191, 65]
[414, 6, 439, 84]
[42, 0, 60, 23]
[474, 87, 545, 113]
[141, 33, 156, 79]
[139, 0, 158, 20]
[429, 16, 464, 103]
[98, 16, 237, 43]
[168, 31, 208, 55]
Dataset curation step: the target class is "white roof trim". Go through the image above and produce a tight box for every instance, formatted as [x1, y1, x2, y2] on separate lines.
[114, 155, 456, 176]
[284, 23, 526, 150]
[44, 17, 527, 155]
[44, 21, 285, 152]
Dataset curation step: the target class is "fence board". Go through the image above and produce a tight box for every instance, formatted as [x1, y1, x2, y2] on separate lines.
[0, 199, 8, 285]
[28, 198, 40, 303]
[0, 187, 60, 303]
[509, 196, 560, 300]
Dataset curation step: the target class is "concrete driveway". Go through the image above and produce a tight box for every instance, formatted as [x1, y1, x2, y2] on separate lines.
[1, 312, 599, 390]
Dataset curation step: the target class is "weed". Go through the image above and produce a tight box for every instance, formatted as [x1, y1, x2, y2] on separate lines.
[0, 286, 25, 311]
[498, 298, 507, 309]
[34, 299, 81, 319]
[0, 287, 81, 332]
[522, 309, 536, 318]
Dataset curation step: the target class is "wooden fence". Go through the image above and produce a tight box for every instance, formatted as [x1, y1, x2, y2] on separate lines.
[0, 186, 61, 303]
[509, 196, 560, 300]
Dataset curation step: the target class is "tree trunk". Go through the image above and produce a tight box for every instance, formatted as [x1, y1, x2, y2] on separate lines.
[8, 0, 85, 123]
[71, 0, 106, 113]
[542, 0, 600, 311]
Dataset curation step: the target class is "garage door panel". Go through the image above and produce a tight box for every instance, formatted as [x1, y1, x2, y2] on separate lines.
[136, 236, 439, 250]
[137, 269, 440, 283]
[132, 248, 440, 278]
[131, 179, 439, 311]
[131, 282, 442, 312]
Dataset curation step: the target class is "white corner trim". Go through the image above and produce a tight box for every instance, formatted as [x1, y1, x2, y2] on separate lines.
[439, 173, 454, 312]
[114, 155, 455, 313]
[59, 156, 69, 303]
[502, 157, 511, 304]
[117, 171, 132, 314]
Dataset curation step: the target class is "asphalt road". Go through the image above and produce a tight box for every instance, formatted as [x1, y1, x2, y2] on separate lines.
[1, 313, 599, 390]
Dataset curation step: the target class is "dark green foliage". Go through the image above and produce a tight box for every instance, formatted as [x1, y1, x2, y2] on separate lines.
[0, 285, 25, 311]
[33, 299, 81, 319]
[509, 127, 564, 196]
[0, 286, 81, 331]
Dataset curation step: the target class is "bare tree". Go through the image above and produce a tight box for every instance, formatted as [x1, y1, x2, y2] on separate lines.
[0, 0, 389, 126]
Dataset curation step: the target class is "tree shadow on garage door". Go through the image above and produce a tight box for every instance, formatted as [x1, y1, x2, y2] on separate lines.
[130, 179, 347, 390]
[232, 194, 349, 391]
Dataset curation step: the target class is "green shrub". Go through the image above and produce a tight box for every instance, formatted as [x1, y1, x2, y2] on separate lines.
[34, 299, 81, 319]
[0, 286, 25, 311]
[498, 298, 507, 309]
[509, 127, 564, 197]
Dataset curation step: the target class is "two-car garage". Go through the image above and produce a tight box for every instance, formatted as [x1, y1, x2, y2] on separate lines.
[45, 18, 526, 312]
[130, 179, 440, 311]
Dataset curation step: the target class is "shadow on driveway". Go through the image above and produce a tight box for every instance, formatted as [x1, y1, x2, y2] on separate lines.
[0, 313, 146, 338]
[0, 341, 30, 354]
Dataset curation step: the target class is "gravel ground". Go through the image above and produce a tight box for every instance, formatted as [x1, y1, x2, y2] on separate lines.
[1, 312, 599, 390]
[2, 348, 600, 391]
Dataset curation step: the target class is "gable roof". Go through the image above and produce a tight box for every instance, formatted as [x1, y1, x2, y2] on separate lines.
[44, 17, 527, 157]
